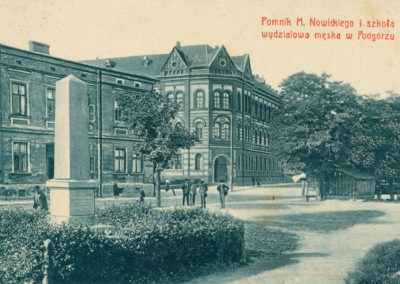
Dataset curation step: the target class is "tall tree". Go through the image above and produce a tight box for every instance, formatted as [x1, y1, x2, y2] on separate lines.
[272, 72, 400, 198]
[347, 95, 400, 198]
[117, 91, 198, 207]
[270, 72, 360, 196]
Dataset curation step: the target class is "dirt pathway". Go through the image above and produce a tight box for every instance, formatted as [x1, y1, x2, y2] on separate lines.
[187, 185, 400, 284]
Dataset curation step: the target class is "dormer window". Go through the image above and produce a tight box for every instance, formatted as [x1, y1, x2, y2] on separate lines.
[116, 78, 124, 85]
[104, 59, 116, 68]
[142, 56, 152, 66]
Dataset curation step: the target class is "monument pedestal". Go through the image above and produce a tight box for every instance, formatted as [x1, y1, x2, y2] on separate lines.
[47, 179, 98, 224]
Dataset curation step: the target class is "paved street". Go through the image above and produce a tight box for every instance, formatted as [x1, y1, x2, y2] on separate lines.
[183, 184, 400, 284]
[3, 184, 400, 283]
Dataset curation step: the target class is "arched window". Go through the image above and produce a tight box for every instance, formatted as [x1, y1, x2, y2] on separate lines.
[237, 91, 241, 111]
[195, 153, 202, 171]
[222, 92, 230, 109]
[263, 132, 267, 145]
[223, 123, 230, 140]
[254, 130, 258, 144]
[237, 123, 242, 141]
[267, 107, 271, 121]
[195, 91, 204, 109]
[213, 123, 221, 139]
[195, 122, 203, 139]
[266, 132, 270, 146]
[258, 131, 262, 144]
[167, 93, 175, 104]
[132, 153, 142, 173]
[176, 92, 183, 107]
[214, 91, 221, 108]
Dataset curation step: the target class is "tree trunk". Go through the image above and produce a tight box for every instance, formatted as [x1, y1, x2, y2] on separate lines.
[390, 179, 395, 201]
[152, 163, 156, 197]
[155, 167, 161, 207]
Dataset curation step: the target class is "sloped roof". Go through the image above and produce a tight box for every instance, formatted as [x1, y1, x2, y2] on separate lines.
[231, 55, 246, 71]
[175, 44, 218, 67]
[80, 44, 278, 97]
[80, 54, 169, 79]
[339, 169, 375, 180]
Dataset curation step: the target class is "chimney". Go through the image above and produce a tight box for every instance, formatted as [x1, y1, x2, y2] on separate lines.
[29, 41, 50, 55]
[176, 41, 181, 48]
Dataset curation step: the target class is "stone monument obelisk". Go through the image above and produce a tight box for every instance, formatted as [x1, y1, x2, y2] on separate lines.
[47, 75, 98, 224]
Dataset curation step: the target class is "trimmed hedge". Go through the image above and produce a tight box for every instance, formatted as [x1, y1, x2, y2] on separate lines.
[0, 203, 245, 283]
[346, 240, 400, 284]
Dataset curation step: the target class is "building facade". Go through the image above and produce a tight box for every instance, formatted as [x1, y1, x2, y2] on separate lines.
[0, 41, 283, 198]
[85, 43, 284, 185]
[0, 42, 156, 197]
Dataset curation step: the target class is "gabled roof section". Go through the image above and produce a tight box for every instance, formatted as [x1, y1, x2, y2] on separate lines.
[208, 45, 237, 69]
[176, 44, 218, 67]
[231, 55, 246, 71]
[160, 46, 189, 73]
[243, 54, 253, 79]
[80, 54, 169, 79]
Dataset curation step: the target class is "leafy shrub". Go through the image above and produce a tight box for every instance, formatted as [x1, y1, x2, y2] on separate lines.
[0, 208, 49, 283]
[0, 202, 245, 283]
[95, 201, 152, 227]
[346, 240, 400, 284]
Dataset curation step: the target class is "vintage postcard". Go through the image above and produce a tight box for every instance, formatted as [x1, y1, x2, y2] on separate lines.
[0, 0, 399, 283]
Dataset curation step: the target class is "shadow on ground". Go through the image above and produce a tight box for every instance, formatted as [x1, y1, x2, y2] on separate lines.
[188, 221, 330, 284]
[253, 210, 386, 233]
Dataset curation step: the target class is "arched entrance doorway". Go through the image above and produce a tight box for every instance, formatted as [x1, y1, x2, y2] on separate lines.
[214, 156, 229, 183]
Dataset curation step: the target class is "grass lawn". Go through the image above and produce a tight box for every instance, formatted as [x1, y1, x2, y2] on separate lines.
[346, 239, 400, 284]
[269, 210, 385, 233]
[245, 222, 299, 258]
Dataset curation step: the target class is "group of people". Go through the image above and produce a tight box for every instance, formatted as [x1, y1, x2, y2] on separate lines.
[180, 179, 209, 208]
[170, 178, 229, 209]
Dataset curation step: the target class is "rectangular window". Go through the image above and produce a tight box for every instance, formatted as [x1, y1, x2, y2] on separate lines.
[114, 99, 122, 122]
[174, 154, 182, 170]
[46, 87, 55, 119]
[132, 154, 142, 173]
[11, 82, 27, 116]
[89, 145, 96, 173]
[13, 142, 28, 172]
[88, 104, 95, 122]
[114, 148, 126, 173]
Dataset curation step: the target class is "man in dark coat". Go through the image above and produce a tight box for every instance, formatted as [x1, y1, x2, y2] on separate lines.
[198, 179, 208, 209]
[190, 179, 197, 206]
[33, 186, 48, 211]
[113, 182, 120, 197]
[217, 181, 229, 209]
[182, 179, 190, 206]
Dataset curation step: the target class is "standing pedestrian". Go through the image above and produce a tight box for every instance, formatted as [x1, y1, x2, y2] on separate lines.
[190, 179, 197, 206]
[113, 182, 120, 197]
[33, 185, 40, 210]
[165, 178, 176, 196]
[257, 179, 261, 187]
[199, 179, 208, 209]
[136, 187, 145, 202]
[182, 179, 190, 206]
[217, 180, 229, 209]
[251, 177, 255, 187]
[33, 186, 48, 211]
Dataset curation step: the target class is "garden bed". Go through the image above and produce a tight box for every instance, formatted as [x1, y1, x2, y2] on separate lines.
[346, 239, 400, 284]
[0, 202, 245, 283]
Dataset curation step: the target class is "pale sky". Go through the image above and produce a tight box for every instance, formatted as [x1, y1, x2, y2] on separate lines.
[0, 0, 399, 95]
